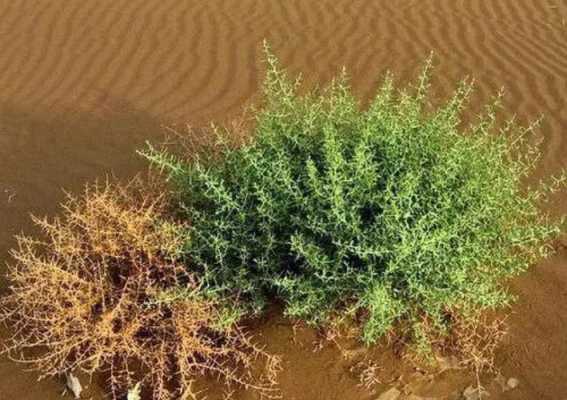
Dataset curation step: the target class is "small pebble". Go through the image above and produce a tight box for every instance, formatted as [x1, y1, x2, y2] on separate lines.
[65, 372, 82, 399]
[127, 382, 142, 400]
[506, 377, 520, 389]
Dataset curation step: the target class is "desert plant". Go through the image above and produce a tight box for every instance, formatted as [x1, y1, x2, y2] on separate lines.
[0, 179, 279, 400]
[143, 44, 565, 348]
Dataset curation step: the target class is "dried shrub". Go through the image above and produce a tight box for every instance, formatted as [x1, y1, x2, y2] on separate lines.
[0, 179, 279, 400]
[405, 308, 507, 380]
[447, 312, 507, 377]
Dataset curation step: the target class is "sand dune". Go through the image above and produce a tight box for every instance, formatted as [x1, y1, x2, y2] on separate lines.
[2, 1, 566, 124]
[1, 1, 567, 399]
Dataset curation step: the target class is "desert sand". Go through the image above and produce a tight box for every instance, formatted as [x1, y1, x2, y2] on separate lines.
[1, 1, 566, 399]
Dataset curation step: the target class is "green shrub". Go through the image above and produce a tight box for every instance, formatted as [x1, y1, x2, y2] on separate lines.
[143, 45, 565, 344]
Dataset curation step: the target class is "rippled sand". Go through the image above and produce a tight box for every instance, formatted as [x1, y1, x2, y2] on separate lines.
[1, 1, 566, 399]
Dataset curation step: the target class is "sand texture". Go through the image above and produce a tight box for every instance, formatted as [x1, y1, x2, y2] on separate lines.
[1, 1, 566, 399]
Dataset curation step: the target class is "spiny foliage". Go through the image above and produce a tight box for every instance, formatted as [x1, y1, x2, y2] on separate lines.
[144, 44, 565, 345]
[0, 179, 280, 400]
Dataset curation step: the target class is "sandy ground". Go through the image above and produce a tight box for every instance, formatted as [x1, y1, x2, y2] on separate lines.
[1, 1, 567, 399]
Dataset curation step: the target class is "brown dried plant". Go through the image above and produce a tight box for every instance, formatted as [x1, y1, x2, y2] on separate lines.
[0, 179, 279, 400]
[351, 359, 382, 390]
[447, 311, 507, 384]
[405, 308, 507, 386]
